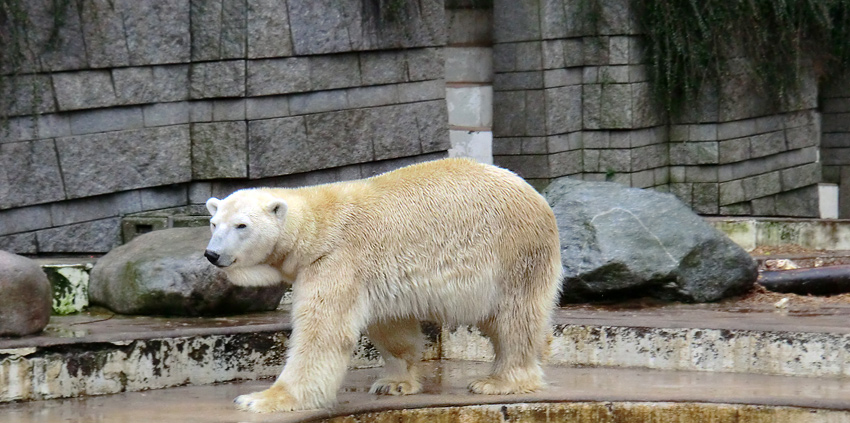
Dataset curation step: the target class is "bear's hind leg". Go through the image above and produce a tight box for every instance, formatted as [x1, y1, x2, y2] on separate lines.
[367, 317, 424, 395]
[469, 315, 545, 395]
[469, 249, 559, 396]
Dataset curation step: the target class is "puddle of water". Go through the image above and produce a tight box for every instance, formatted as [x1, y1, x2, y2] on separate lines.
[41, 327, 89, 338]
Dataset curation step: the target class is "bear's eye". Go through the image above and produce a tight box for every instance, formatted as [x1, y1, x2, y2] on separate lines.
[211, 223, 216, 229]
[236, 224, 247, 229]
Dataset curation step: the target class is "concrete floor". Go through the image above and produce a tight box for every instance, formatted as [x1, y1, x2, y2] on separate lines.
[4, 360, 850, 423]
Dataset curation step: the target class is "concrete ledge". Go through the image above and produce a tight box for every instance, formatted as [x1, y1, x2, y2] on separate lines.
[5, 301, 850, 403]
[4, 362, 850, 422]
[445, 304, 850, 378]
[709, 217, 850, 251]
[0, 309, 440, 403]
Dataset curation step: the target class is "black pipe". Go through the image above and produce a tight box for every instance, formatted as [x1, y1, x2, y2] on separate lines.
[759, 265, 850, 296]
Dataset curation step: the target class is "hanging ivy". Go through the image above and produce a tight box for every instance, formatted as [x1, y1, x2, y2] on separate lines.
[633, 0, 850, 117]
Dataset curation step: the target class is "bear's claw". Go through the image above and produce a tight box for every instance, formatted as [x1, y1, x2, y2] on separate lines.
[369, 378, 422, 396]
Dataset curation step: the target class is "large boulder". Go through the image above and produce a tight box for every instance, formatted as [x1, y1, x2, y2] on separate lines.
[545, 178, 757, 303]
[0, 251, 52, 336]
[90, 227, 286, 316]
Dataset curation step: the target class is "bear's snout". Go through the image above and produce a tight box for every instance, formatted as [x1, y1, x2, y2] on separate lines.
[204, 249, 221, 266]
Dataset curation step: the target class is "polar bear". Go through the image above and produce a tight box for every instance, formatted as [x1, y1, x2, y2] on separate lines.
[204, 158, 562, 413]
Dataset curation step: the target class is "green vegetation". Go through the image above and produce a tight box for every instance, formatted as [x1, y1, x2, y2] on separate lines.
[634, 0, 850, 117]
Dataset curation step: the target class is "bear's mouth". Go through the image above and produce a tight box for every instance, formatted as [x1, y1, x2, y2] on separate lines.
[218, 258, 236, 268]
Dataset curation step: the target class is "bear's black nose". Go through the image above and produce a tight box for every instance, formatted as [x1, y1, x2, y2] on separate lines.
[204, 250, 220, 265]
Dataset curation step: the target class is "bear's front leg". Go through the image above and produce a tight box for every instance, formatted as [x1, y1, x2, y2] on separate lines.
[235, 270, 366, 413]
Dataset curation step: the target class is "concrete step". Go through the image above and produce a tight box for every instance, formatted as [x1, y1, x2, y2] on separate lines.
[708, 216, 850, 251]
[4, 361, 850, 423]
[4, 301, 850, 403]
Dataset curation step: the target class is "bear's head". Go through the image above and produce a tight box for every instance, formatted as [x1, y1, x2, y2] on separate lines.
[204, 190, 288, 273]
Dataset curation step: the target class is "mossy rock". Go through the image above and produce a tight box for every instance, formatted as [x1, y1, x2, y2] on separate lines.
[90, 227, 285, 316]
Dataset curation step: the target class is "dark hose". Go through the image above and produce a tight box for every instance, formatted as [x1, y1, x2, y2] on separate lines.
[759, 265, 850, 296]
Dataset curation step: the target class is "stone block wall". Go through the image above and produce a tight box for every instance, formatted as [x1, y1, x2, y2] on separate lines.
[0, 0, 449, 254]
[491, 0, 822, 217]
[491, 0, 668, 191]
[661, 51, 821, 216]
[670, 109, 820, 216]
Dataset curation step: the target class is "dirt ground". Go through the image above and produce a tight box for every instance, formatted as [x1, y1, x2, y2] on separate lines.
[734, 244, 850, 307]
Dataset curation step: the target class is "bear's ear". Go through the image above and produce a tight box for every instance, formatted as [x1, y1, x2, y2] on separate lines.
[267, 199, 288, 220]
[206, 198, 221, 216]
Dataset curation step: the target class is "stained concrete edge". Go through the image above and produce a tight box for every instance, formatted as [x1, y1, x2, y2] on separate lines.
[5, 362, 850, 423]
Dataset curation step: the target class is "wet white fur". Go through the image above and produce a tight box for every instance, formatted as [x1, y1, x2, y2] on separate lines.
[205, 158, 562, 413]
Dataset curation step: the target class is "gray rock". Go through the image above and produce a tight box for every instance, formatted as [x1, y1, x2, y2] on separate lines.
[0, 251, 52, 336]
[544, 177, 757, 303]
[89, 227, 286, 316]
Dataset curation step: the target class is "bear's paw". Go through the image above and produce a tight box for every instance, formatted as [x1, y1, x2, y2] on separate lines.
[234, 385, 299, 413]
[468, 376, 542, 395]
[369, 378, 422, 396]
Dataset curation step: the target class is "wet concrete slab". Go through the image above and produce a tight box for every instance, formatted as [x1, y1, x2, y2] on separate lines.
[4, 361, 850, 423]
[0, 307, 292, 349]
[553, 302, 850, 335]
[5, 300, 850, 352]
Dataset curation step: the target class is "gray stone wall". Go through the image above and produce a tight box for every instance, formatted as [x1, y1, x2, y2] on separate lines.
[491, 0, 667, 191]
[0, 0, 449, 254]
[491, 0, 823, 216]
[664, 56, 821, 217]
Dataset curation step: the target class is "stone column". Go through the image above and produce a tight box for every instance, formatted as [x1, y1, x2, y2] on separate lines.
[445, 5, 494, 164]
